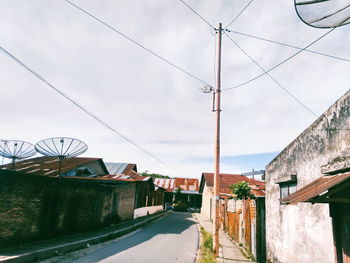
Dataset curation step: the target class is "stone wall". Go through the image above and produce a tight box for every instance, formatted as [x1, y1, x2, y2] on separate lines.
[0, 171, 135, 247]
[265, 90, 350, 263]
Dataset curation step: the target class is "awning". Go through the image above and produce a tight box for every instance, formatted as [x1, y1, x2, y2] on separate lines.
[282, 172, 350, 204]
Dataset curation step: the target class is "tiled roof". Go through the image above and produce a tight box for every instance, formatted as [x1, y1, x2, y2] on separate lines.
[200, 172, 265, 197]
[282, 172, 350, 204]
[0, 156, 107, 177]
[153, 178, 199, 192]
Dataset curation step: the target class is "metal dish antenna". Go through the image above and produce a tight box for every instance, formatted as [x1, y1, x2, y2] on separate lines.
[294, 0, 350, 28]
[35, 137, 88, 176]
[0, 140, 37, 169]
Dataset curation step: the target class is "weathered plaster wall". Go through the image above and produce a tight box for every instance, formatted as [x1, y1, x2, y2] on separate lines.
[201, 184, 213, 220]
[265, 90, 350, 263]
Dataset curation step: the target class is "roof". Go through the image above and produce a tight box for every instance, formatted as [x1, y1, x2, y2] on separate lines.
[0, 156, 108, 177]
[282, 172, 350, 204]
[199, 172, 265, 197]
[153, 178, 199, 192]
[104, 162, 138, 175]
[102, 174, 152, 182]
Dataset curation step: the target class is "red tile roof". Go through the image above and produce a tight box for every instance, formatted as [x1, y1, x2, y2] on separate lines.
[282, 172, 350, 204]
[0, 156, 107, 177]
[200, 172, 265, 197]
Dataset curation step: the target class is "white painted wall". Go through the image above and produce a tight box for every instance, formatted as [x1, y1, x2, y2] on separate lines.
[133, 205, 163, 219]
[265, 91, 350, 263]
[200, 184, 213, 220]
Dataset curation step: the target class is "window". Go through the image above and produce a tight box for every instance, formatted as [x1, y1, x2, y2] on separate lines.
[280, 182, 297, 199]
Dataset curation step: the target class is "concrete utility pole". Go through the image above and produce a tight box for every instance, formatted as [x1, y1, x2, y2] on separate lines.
[213, 22, 222, 256]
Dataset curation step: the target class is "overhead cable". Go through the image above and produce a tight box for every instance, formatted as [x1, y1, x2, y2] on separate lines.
[226, 29, 350, 62]
[224, 33, 317, 118]
[225, 0, 255, 28]
[223, 27, 336, 91]
[63, 0, 212, 88]
[178, 0, 215, 29]
[0, 45, 179, 173]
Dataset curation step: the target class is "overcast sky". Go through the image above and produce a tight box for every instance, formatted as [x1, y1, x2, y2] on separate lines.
[1, 0, 349, 178]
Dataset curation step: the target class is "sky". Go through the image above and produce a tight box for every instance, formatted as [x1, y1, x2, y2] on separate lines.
[0, 0, 349, 179]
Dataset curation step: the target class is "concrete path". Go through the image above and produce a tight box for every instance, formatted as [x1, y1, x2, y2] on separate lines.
[60, 212, 199, 263]
[194, 213, 253, 263]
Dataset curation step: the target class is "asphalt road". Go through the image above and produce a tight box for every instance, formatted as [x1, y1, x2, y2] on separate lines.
[65, 212, 199, 263]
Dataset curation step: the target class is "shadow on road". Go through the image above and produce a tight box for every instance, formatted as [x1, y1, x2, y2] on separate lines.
[71, 212, 197, 263]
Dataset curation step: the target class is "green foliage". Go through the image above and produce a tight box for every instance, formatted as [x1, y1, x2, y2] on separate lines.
[229, 181, 255, 200]
[173, 199, 189, 212]
[199, 227, 217, 263]
[141, 170, 171, 179]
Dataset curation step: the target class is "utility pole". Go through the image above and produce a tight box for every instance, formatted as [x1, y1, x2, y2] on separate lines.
[213, 22, 222, 256]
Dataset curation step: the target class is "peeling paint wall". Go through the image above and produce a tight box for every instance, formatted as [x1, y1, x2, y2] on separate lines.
[265, 90, 350, 263]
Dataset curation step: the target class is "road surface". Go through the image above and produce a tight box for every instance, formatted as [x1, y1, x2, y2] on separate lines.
[45, 212, 199, 263]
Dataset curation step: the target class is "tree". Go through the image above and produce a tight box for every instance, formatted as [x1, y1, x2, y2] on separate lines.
[229, 181, 255, 200]
[141, 170, 171, 179]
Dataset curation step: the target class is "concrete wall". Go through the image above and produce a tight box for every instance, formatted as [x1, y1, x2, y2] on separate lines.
[265, 90, 350, 263]
[133, 205, 163, 219]
[201, 184, 213, 220]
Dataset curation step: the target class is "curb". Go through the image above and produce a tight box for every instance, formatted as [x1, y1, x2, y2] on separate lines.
[192, 213, 203, 263]
[1, 211, 169, 263]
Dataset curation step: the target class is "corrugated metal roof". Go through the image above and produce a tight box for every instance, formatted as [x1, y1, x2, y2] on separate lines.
[105, 163, 128, 175]
[282, 172, 350, 204]
[0, 156, 106, 177]
[200, 172, 265, 197]
[153, 178, 199, 193]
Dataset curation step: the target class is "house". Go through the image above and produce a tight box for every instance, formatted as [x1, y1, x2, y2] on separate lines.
[102, 174, 165, 218]
[199, 172, 264, 220]
[199, 172, 266, 262]
[0, 156, 109, 177]
[265, 90, 350, 263]
[0, 169, 136, 247]
[153, 177, 202, 208]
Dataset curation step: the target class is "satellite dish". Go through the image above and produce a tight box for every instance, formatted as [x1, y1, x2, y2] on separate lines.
[0, 140, 37, 169]
[35, 137, 88, 176]
[294, 0, 350, 28]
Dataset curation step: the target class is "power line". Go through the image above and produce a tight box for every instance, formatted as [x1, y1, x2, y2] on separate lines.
[63, 0, 212, 88]
[178, 0, 215, 29]
[225, 0, 255, 28]
[225, 29, 350, 62]
[224, 33, 317, 117]
[0, 45, 179, 173]
[223, 27, 336, 91]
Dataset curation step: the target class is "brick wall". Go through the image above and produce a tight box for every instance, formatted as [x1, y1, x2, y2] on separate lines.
[0, 171, 135, 247]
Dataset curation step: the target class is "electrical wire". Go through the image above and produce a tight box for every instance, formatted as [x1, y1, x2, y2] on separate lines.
[223, 27, 336, 91]
[225, 29, 350, 63]
[224, 33, 317, 117]
[178, 0, 215, 30]
[0, 45, 180, 173]
[225, 0, 255, 28]
[63, 0, 212, 88]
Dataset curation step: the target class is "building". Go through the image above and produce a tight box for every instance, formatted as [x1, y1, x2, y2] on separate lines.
[153, 177, 202, 208]
[0, 169, 136, 247]
[265, 90, 350, 263]
[199, 172, 264, 220]
[103, 174, 165, 218]
[199, 172, 265, 262]
[0, 156, 109, 177]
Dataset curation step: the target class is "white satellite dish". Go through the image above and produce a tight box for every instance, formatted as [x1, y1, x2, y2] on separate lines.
[0, 140, 37, 169]
[35, 137, 88, 176]
[295, 0, 350, 28]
